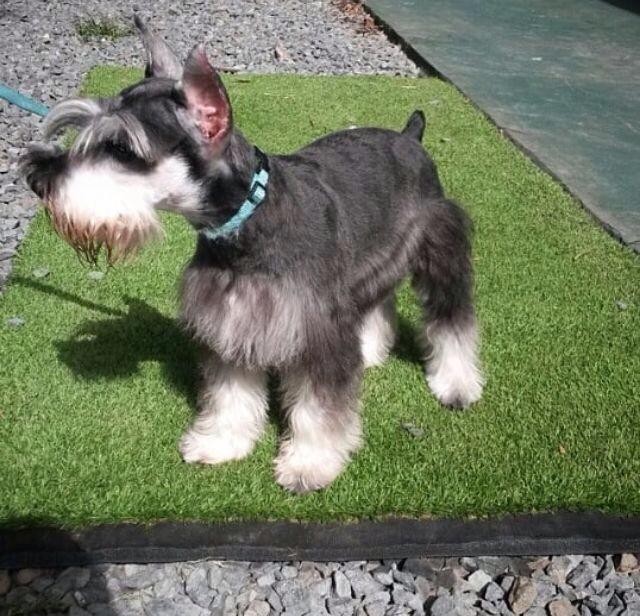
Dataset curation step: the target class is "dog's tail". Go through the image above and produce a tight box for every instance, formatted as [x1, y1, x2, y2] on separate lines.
[402, 110, 426, 141]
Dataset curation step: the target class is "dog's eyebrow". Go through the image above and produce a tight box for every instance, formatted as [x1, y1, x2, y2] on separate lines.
[69, 111, 153, 161]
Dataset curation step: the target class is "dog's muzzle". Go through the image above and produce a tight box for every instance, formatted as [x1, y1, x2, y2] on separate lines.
[41, 160, 163, 265]
[44, 196, 162, 265]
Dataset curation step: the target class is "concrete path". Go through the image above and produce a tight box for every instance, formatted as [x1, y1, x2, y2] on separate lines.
[366, 0, 640, 251]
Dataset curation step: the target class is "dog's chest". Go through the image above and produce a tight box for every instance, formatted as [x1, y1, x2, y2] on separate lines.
[180, 267, 312, 368]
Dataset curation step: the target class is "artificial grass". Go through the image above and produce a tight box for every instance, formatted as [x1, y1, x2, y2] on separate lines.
[0, 67, 639, 528]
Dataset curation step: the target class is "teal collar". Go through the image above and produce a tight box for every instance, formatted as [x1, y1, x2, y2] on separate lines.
[201, 147, 270, 242]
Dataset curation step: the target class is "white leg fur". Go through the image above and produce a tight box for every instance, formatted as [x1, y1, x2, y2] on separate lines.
[274, 373, 362, 493]
[425, 319, 483, 408]
[179, 359, 268, 465]
[360, 295, 396, 368]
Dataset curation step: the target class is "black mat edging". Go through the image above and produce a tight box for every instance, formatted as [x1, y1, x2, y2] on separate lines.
[360, 2, 640, 255]
[2, 512, 640, 567]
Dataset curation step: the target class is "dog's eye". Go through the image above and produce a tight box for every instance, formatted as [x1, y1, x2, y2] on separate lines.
[106, 141, 137, 163]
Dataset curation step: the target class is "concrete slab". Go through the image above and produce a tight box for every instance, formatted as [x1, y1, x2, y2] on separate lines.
[366, 0, 640, 248]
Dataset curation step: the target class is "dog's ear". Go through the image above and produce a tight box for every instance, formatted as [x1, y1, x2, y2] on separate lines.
[20, 145, 67, 200]
[134, 15, 182, 80]
[180, 44, 233, 156]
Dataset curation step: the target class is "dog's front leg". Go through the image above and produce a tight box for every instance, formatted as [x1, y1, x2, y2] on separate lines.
[275, 355, 363, 493]
[179, 352, 268, 465]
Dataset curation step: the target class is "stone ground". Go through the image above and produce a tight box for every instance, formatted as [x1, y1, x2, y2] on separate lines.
[1, 1, 638, 615]
[1, 555, 639, 615]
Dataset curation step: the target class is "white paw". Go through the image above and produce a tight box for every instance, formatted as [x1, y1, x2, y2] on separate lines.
[179, 428, 255, 465]
[427, 367, 483, 409]
[425, 322, 483, 409]
[274, 441, 348, 493]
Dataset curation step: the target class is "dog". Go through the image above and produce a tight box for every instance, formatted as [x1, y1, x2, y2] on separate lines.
[21, 19, 483, 492]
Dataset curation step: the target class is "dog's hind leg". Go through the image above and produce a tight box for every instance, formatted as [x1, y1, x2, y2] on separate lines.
[275, 335, 363, 492]
[412, 198, 483, 408]
[360, 294, 397, 368]
[179, 352, 268, 465]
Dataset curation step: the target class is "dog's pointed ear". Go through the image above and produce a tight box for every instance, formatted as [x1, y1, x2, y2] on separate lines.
[181, 44, 233, 156]
[134, 15, 182, 80]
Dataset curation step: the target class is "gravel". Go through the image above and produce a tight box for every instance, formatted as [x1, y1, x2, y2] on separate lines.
[1, 555, 639, 615]
[0, 0, 419, 291]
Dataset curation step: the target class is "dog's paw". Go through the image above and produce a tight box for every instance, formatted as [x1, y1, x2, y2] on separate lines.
[426, 369, 483, 409]
[274, 441, 347, 493]
[179, 428, 255, 465]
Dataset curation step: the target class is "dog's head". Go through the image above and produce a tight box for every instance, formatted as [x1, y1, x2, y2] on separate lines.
[21, 18, 236, 263]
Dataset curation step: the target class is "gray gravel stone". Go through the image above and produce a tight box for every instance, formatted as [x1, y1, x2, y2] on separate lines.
[372, 568, 394, 587]
[429, 593, 455, 616]
[384, 606, 411, 616]
[567, 561, 601, 590]
[547, 556, 573, 586]
[484, 581, 505, 603]
[5, 586, 38, 607]
[402, 559, 437, 581]
[533, 579, 556, 607]
[31, 575, 55, 593]
[548, 597, 578, 616]
[346, 569, 385, 597]
[281, 564, 298, 579]
[333, 569, 353, 599]
[434, 568, 459, 590]
[14, 568, 44, 585]
[365, 602, 387, 616]
[0, 570, 11, 595]
[59, 567, 91, 590]
[327, 596, 356, 616]
[392, 568, 415, 591]
[468, 569, 493, 592]
[257, 571, 276, 587]
[120, 563, 161, 590]
[246, 599, 270, 616]
[185, 567, 214, 608]
[267, 588, 283, 612]
[414, 576, 435, 601]
[477, 557, 512, 577]
[508, 577, 537, 614]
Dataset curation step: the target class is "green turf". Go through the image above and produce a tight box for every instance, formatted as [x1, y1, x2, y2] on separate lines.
[1, 67, 639, 528]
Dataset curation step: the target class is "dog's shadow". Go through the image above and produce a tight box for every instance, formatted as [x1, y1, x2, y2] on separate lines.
[395, 314, 424, 365]
[56, 297, 199, 408]
[54, 294, 423, 422]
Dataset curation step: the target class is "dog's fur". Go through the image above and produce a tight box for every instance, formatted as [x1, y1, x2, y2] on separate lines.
[21, 20, 483, 492]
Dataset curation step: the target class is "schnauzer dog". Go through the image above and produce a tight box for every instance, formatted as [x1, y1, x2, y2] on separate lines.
[21, 19, 483, 492]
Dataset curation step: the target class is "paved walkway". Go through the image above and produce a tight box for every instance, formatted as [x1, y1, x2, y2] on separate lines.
[367, 0, 640, 251]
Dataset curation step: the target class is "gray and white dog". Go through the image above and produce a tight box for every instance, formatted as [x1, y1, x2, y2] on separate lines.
[21, 20, 483, 492]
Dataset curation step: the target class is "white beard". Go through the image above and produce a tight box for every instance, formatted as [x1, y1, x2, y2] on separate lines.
[49, 155, 201, 261]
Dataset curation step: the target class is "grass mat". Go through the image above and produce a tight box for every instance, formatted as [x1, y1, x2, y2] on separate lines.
[1, 67, 639, 527]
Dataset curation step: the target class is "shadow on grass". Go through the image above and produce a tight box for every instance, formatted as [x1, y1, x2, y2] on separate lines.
[55, 297, 198, 409]
[394, 314, 423, 365]
[13, 276, 126, 317]
[24, 273, 422, 426]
